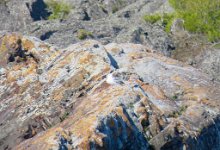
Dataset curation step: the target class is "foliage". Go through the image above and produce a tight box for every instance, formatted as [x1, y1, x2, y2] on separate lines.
[77, 29, 93, 40]
[162, 13, 176, 33]
[143, 13, 175, 32]
[169, 0, 220, 42]
[143, 13, 162, 24]
[169, 105, 187, 118]
[112, 0, 124, 13]
[143, 0, 220, 41]
[60, 112, 69, 122]
[171, 94, 178, 101]
[46, 0, 72, 20]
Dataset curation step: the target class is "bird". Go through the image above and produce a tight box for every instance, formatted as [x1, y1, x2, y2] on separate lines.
[106, 72, 124, 85]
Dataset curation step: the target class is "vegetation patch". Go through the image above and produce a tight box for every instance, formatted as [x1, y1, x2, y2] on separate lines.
[144, 0, 220, 42]
[77, 29, 93, 40]
[112, 0, 125, 13]
[171, 94, 178, 101]
[143, 13, 175, 32]
[143, 13, 162, 24]
[169, 105, 188, 118]
[169, 0, 220, 42]
[60, 112, 70, 122]
[46, 0, 72, 20]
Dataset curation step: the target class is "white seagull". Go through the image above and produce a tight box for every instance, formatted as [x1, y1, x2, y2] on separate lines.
[106, 73, 124, 85]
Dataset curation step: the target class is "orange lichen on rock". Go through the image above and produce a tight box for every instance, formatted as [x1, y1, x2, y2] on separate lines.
[21, 38, 35, 51]
[1, 34, 220, 150]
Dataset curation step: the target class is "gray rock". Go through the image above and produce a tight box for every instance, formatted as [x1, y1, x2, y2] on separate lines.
[195, 48, 220, 82]
[1, 33, 220, 149]
[0, 0, 175, 56]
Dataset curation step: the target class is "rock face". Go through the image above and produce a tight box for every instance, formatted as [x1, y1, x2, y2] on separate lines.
[194, 49, 220, 82]
[1, 0, 220, 83]
[0, 0, 174, 57]
[0, 33, 220, 150]
[0, 0, 34, 31]
[170, 31, 220, 82]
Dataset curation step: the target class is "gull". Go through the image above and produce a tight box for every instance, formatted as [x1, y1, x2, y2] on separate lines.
[106, 72, 124, 85]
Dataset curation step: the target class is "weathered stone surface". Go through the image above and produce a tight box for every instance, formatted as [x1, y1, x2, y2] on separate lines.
[0, 0, 174, 56]
[2, 0, 220, 83]
[0, 0, 34, 31]
[171, 31, 220, 82]
[194, 48, 220, 82]
[0, 33, 220, 149]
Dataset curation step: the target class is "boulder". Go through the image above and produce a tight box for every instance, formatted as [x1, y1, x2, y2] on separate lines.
[0, 33, 220, 149]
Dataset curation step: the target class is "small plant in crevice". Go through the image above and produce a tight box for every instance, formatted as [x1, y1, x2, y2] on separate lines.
[127, 102, 134, 109]
[46, 0, 72, 20]
[60, 112, 70, 122]
[77, 29, 93, 40]
[197, 127, 203, 134]
[169, 105, 188, 118]
[111, 0, 124, 13]
[179, 105, 187, 115]
[170, 91, 184, 101]
[143, 13, 162, 24]
[169, 112, 179, 118]
[171, 93, 178, 101]
[146, 136, 152, 142]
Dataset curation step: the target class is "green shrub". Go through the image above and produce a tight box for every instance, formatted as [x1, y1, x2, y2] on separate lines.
[46, 0, 72, 20]
[77, 29, 93, 40]
[169, 0, 220, 42]
[143, 13, 175, 32]
[60, 112, 69, 122]
[162, 13, 176, 33]
[171, 94, 178, 101]
[143, 13, 162, 24]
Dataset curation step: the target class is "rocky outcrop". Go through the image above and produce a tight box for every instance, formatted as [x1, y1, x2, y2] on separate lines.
[2, 0, 220, 83]
[0, 0, 34, 31]
[170, 30, 220, 82]
[0, 0, 174, 57]
[194, 49, 220, 82]
[0, 33, 220, 149]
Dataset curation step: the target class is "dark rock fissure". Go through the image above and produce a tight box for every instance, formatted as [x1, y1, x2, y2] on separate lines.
[27, 0, 51, 21]
[7, 39, 39, 64]
[82, 10, 91, 21]
[40, 30, 57, 41]
[106, 52, 119, 69]
[90, 108, 149, 150]
[23, 125, 37, 140]
[112, 27, 122, 35]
